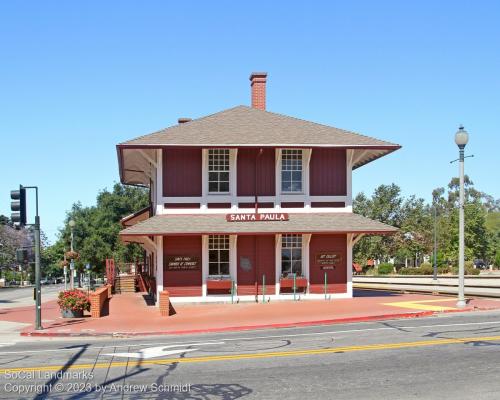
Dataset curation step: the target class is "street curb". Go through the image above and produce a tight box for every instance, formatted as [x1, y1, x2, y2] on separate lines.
[19, 307, 492, 338]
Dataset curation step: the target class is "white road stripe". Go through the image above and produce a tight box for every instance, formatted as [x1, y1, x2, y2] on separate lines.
[1, 320, 500, 355]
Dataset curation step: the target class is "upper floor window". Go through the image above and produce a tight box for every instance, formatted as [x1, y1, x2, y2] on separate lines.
[208, 149, 230, 193]
[208, 235, 230, 276]
[281, 149, 303, 193]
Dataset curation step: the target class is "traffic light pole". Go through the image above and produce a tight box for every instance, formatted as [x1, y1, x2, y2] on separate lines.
[34, 214, 42, 330]
[25, 186, 42, 330]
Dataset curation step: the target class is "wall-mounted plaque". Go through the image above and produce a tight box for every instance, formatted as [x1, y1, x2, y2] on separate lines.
[240, 257, 252, 272]
[316, 252, 342, 270]
[165, 256, 200, 271]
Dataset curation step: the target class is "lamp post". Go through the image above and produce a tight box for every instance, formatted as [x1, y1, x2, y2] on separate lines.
[69, 219, 75, 290]
[455, 125, 469, 308]
[433, 199, 438, 281]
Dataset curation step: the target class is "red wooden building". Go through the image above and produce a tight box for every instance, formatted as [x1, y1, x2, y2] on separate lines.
[117, 73, 400, 303]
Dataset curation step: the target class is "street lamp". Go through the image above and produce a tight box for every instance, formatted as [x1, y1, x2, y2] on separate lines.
[68, 219, 75, 289]
[455, 125, 468, 308]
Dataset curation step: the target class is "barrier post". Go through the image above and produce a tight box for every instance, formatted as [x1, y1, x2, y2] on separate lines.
[293, 274, 296, 301]
[262, 274, 266, 303]
[324, 272, 327, 300]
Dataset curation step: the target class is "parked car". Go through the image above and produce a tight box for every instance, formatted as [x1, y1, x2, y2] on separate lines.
[474, 259, 487, 270]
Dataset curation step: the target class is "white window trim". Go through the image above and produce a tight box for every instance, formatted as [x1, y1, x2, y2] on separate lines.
[280, 149, 305, 195]
[207, 149, 231, 195]
[280, 234, 304, 278]
[207, 234, 231, 277]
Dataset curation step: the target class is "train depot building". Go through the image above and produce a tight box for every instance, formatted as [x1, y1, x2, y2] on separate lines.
[118, 73, 400, 303]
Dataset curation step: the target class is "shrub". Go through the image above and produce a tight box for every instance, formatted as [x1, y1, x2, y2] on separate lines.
[362, 265, 375, 275]
[57, 290, 90, 312]
[377, 263, 394, 275]
[419, 263, 434, 275]
[400, 267, 418, 275]
[450, 264, 481, 275]
[438, 265, 451, 274]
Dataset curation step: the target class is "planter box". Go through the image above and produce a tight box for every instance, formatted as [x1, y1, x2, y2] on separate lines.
[61, 309, 84, 318]
[280, 277, 307, 289]
[206, 279, 233, 290]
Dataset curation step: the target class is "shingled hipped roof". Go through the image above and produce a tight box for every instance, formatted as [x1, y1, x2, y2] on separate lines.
[119, 213, 398, 237]
[120, 106, 398, 148]
[117, 106, 400, 185]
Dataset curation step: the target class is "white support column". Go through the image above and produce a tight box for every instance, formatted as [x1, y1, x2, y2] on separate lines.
[230, 149, 238, 210]
[156, 149, 164, 215]
[304, 149, 312, 209]
[275, 149, 282, 210]
[201, 149, 208, 210]
[202, 235, 208, 296]
[346, 234, 353, 298]
[275, 234, 282, 295]
[303, 234, 311, 293]
[230, 235, 238, 290]
[156, 236, 164, 304]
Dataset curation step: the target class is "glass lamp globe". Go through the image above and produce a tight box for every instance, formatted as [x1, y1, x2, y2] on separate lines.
[68, 220, 76, 228]
[455, 125, 469, 147]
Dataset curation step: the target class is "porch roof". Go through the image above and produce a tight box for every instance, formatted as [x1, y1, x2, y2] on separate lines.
[119, 212, 397, 238]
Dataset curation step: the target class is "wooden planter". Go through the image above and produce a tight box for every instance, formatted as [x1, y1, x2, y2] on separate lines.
[206, 279, 233, 290]
[280, 277, 307, 289]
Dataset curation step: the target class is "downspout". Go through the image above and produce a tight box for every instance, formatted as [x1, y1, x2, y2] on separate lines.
[254, 148, 263, 298]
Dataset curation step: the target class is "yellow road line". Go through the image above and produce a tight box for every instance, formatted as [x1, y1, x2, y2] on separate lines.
[1, 335, 499, 374]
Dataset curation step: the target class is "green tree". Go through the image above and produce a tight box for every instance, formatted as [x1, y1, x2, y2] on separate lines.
[49, 183, 148, 276]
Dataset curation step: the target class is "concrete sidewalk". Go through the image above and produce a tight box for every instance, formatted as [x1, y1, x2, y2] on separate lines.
[2, 290, 499, 337]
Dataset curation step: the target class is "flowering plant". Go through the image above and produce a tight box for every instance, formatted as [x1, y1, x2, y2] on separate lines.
[57, 290, 90, 312]
[59, 260, 69, 267]
[65, 251, 80, 260]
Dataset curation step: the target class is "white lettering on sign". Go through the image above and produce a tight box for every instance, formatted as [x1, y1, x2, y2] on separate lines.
[226, 213, 289, 222]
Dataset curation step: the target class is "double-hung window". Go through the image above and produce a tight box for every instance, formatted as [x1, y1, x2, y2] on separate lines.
[281, 149, 303, 193]
[208, 149, 230, 193]
[208, 235, 230, 276]
[281, 234, 302, 277]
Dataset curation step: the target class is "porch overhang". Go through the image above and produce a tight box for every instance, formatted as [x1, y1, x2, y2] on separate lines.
[119, 212, 397, 240]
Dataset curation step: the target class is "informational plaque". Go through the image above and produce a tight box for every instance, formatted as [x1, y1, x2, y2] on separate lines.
[316, 252, 342, 270]
[165, 256, 200, 271]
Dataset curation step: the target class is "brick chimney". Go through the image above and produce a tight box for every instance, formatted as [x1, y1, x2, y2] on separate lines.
[249, 72, 267, 110]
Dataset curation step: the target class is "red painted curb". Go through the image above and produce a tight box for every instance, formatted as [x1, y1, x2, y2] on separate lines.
[19, 308, 480, 338]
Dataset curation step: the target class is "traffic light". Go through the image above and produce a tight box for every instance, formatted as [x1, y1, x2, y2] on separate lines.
[16, 248, 29, 264]
[10, 185, 27, 226]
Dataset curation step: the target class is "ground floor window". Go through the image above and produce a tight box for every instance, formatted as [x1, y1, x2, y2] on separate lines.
[281, 234, 302, 277]
[209, 235, 230, 276]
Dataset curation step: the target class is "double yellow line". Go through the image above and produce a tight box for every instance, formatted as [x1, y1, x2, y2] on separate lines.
[1, 335, 500, 374]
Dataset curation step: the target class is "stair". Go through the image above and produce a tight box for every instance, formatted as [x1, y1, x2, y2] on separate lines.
[114, 275, 137, 293]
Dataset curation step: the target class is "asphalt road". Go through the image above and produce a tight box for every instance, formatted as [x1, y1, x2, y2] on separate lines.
[0, 310, 499, 399]
[0, 284, 65, 308]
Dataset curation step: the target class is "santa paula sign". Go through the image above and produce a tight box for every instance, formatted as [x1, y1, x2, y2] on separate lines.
[226, 213, 289, 222]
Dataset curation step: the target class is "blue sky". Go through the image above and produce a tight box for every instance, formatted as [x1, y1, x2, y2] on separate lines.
[1, 1, 499, 243]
